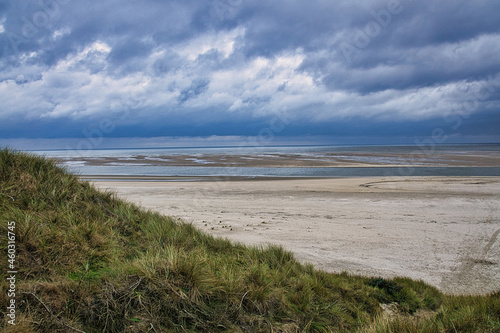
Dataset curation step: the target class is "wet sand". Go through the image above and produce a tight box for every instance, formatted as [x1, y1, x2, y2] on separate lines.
[93, 176, 500, 295]
[60, 148, 500, 168]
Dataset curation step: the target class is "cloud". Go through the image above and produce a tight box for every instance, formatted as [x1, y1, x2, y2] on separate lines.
[0, 0, 499, 143]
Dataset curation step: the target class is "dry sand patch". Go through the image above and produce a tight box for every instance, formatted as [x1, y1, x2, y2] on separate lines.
[93, 176, 500, 295]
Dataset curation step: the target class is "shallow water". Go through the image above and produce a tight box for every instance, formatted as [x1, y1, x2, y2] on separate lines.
[33, 144, 500, 177]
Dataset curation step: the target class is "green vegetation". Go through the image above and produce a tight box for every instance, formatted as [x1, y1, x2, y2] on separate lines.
[0, 148, 499, 332]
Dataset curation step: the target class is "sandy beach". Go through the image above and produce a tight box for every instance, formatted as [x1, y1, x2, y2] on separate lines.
[92, 176, 500, 295]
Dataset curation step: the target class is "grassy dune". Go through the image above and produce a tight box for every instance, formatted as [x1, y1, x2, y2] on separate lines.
[0, 148, 499, 332]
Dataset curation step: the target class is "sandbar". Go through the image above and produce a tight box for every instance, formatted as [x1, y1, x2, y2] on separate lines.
[61, 148, 500, 168]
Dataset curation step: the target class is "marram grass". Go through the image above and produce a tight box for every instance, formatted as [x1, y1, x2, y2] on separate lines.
[0, 148, 498, 332]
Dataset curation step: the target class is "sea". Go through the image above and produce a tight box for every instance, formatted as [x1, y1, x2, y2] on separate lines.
[32, 144, 500, 179]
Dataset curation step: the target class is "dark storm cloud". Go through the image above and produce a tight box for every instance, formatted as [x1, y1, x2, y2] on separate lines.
[0, 0, 499, 143]
[178, 78, 210, 103]
[299, 0, 500, 94]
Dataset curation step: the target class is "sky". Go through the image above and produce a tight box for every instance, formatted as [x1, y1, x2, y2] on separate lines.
[1, 0, 500, 149]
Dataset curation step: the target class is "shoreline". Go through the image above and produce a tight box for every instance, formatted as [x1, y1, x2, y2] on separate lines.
[56, 147, 500, 169]
[79, 175, 327, 182]
[93, 176, 500, 295]
[80, 172, 500, 182]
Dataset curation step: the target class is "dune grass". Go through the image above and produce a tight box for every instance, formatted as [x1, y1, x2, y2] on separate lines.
[0, 148, 499, 332]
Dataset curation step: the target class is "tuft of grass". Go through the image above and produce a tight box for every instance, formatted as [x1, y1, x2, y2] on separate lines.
[360, 292, 500, 333]
[0, 148, 499, 332]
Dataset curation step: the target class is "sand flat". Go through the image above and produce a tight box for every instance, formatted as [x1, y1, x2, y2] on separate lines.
[93, 176, 500, 295]
[60, 147, 500, 168]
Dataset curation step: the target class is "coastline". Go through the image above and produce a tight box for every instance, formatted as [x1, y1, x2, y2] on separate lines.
[93, 175, 500, 295]
[58, 147, 500, 169]
[79, 175, 322, 182]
